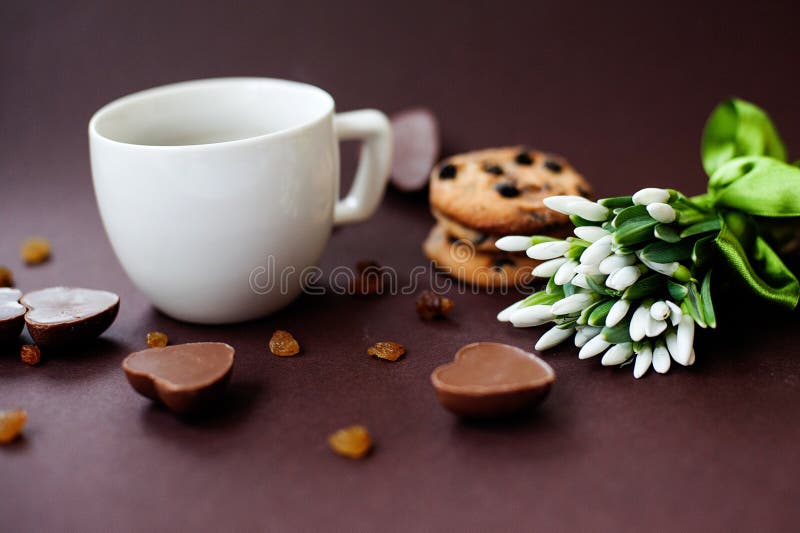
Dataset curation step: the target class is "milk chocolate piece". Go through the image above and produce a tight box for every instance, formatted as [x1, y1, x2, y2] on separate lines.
[390, 108, 440, 191]
[430, 342, 555, 418]
[21, 287, 119, 347]
[122, 342, 235, 415]
[0, 288, 25, 344]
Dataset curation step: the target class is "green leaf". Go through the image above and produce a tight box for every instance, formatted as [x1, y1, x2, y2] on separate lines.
[701, 270, 717, 328]
[612, 204, 649, 228]
[654, 224, 681, 243]
[622, 273, 664, 300]
[602, 320, 633, 344]
[599, 196, 634, 209]
[680, 218, 721, 239]
[586, 274, 618, 297]
[565, 244, 588, 260]
[682, 283, 708, 328]
[641, 240, 692, 263]
[578, 300, 604, 325]
[520, 290, 562, 308]
[667, 280, 688, 301]
[714, 212, 800, 309]
[588, 299, 616, 326]
[562, 282, 577, 297]
[530, 235, 560, 245]
[692, 234, 716, 270]
[570, 215, 597, 227]
[614, 217, 659, 246]
[555, 316, 579, 329]
[701, 98, 787, 176]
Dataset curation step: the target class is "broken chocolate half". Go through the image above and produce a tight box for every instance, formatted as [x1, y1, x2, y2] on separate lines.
[430, 342, 555, 418]
[123, 342, 235, 415]
[0, 288, 25, 344]
[21, 287, 120, 347]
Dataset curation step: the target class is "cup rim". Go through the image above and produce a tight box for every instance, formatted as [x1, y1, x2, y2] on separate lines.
[88, 77, 335, 150]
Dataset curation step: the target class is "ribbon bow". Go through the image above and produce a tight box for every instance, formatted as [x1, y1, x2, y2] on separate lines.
[695, 99, 800, 309]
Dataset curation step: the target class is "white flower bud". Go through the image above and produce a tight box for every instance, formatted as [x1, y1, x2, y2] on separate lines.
[495, 236, 533, 252]
[646, 202, 677, 223]
[632, 187, 670, 205]
[543, 195, 590, 215]
[497, 300, 522, 322]
[652, 342, 671, 373]
[579, 334, 610, 359]
[571, 273, 591, 289]
[551, 293, 596, 315]
[574, 226, 610, 242]
[509, 304, 555, 327]
[687, 349, 696, 365]
[633, 345, 653, 378]
[606, 265, 642, 290]
[665, 300, 682, 326]
[574, 326, 601, 347]
[629, 305, 650, 342]
[645, 315, 667, 337]
[675, 314, 695, 365]
[602, 342, 634, 366]
[569, 201, 610, 222]
[637, 252, 679, 276]
[574, 263, 602, 276]
[580, 235, 613, 265]
[532, 257, 569, 277]
[535, 326, 575, 351]
[526, 240, 571, 260]
[554, 260, 578, 285]
[605, 299, 630, 327]
[598, 253, 636, 274]
[649, 301, 670, 321]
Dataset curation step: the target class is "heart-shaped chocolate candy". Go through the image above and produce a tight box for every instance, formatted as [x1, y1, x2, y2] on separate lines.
[431, 342, 555, 418]
[0, 288, 25, 345]
[21, 287, 119, 347]
[123, 342, 235, 415]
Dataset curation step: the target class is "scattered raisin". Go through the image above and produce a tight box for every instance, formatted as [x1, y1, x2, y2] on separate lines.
[0, 409, 27, 444]
[328, 425, 372, 459]
[20, 237, 50, 265]
[416, 290, 455, 320]
[146, 331, 169, 348]
[515, 152, 534, 165]
[493, 257, 516, 271]
[0, 266, 13, 287]
[439, 164, 457, 179]
[354, 260, 384, 296]
[269, 330, 300, 356]
[544, 160, 563, 173]
[495, 183, 521, 198]
[483, 164, 504, 175]
[20, 345, 41, 366]
[367, 341, 405, 361]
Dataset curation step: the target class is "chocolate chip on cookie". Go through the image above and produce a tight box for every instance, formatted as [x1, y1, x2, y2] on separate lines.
[544, 160, 563, 173]
[515, 151, 534, 165]
[439, 164, 457, 179]
[495, 183, 521, 198]
[483, 164, 504, 175]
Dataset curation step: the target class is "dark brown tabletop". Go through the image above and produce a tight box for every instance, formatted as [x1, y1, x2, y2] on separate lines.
[2, 1, 800, 531]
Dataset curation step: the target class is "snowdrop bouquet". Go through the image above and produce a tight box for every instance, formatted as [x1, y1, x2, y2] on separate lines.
[496, 99, 800, 378]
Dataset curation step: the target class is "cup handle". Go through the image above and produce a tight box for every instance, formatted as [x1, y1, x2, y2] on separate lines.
[333, 110, 392, 225]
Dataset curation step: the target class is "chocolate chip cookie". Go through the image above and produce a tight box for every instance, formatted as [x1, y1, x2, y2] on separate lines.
[429, 146, 592, 236]
[423, 224, 539, 288]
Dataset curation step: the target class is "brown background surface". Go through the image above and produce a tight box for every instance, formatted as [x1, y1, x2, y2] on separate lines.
[2, 1, 800, 531]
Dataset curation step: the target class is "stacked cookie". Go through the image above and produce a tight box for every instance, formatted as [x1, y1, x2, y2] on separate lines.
[424, 146, 593, 288]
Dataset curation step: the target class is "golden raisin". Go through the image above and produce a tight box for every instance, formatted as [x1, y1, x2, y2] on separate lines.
[354, 260, 384, 296]
[416, 290, 455, 320]
[20, 345, 41, 366]
[367, 341, 405, 361]
[0, 409, 27, 444]
[20, 237, 50, 265]
[328, 425, 372, 459]
[269, 330, 300, 356]
[146, 331, 169, 348]
[0, 266, 13, 287]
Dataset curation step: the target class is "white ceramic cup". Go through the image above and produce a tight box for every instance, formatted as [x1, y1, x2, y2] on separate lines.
[89, 77, 392, 324]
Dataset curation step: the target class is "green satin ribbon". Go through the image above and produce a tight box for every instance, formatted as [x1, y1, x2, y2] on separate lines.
[697, 99, 800, 310]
